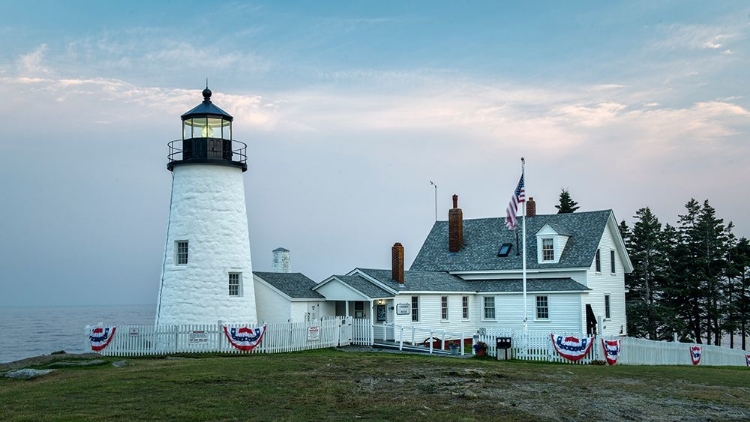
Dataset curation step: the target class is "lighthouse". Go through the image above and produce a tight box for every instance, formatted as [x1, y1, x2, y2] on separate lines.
[155, 86, 257, 326]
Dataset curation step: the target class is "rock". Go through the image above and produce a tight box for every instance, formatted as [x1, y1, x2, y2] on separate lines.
[112, 361, 128, 368]
[4, 369, 55, 379]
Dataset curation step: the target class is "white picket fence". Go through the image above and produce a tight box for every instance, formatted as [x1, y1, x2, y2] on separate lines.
[476, 327, 750, 366]
[618, 336, 748, 366]
[87, 318, 749, 366]
[86, 317, 353, 357]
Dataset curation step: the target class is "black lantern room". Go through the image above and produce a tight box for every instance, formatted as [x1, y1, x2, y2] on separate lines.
[167, 87, 247, 172]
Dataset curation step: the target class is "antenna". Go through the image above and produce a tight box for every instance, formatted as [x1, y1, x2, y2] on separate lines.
[429, 181, 438, 221]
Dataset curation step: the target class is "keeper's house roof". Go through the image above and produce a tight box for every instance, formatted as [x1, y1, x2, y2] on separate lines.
[349, 269, 589, 295]
[253, 272, 325, 299]
[410, 210, 616, 272]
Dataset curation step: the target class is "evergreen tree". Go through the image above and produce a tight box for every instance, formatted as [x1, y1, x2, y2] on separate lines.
[675, 199, 704, 343]
[695, 200, 728, 345]
[555, 188, 580, 213]
[731, 237, 750, 350]
[625, 208, 675, 339]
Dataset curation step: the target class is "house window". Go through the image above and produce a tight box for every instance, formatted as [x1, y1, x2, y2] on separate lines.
[441, 296, 448, 320]
[228, 272, 241, 296]
[462, 296, 469, 319]
[542, 238, 554, 261]
[411, 296, 419, 322]
[176, 241, 189, 265]
[610, 250, 616, 274]
[483, 297, 495, 320]
[595, 249, 601, 273]
[355, 301, 365, 318]
[536, 295, 549, 319]
[605, 294, 611, 319]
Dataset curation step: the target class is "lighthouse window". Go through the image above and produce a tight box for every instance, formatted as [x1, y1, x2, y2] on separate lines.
[176, 241, 189, 265]
[229, 273, 241, 296]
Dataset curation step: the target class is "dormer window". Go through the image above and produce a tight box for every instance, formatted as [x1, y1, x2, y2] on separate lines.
[536, 223, 569, 264]
[542, 239, 554, 261]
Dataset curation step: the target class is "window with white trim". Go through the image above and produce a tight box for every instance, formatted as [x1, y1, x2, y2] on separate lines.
[176, 241, 189, 265]
[605, 294, 611, 319]
[228, 272, 241, 296]
[595, 249, 601, 273]
[483, 296, 495, 320]
[441, 296, 448, 320]
[542, 238, 554, 261]
[462, 296, 469, 319]
[411, 296, 419, 322]
[610, 250, 616, 274]
[536, 295, 549, 319]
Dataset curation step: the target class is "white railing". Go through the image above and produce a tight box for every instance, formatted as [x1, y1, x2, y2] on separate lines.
[372, 322, 470, 355]
[87, 317, 352, 357]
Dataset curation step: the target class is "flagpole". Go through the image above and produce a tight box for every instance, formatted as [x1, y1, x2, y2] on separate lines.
[522, 157, 527, 331]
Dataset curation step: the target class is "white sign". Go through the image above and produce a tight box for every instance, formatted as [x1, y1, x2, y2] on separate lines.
[307, 326, 320, 341]
[129, 328, 139, 337]
[189, 330, 209, 344]
[396, 303, 411, 315]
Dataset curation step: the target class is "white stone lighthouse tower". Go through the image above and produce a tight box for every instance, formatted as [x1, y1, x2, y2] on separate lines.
[155, 86, 257, 326]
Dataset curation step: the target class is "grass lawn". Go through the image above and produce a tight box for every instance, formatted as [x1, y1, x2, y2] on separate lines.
[1, 349, 749, 421]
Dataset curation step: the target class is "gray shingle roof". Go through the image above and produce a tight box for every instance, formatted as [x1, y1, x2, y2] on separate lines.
[410, 210, 612, 272]
[468, 278, 590, 293]
[253, 272, 325, 299]
[336, 275, 393, 299]
[357, 268, 475, 292]
[354, 269, 588, 294]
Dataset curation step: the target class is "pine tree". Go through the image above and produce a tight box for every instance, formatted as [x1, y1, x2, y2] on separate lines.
[730, 237, 750, 350]
[555, 189, 579, 213]
[675, 199, 704, 343]
[625, 208, 675, 339]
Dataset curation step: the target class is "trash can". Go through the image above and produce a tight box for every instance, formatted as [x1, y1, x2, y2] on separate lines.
[496, 337, 512, 360]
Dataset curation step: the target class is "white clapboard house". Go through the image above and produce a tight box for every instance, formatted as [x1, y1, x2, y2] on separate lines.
[310, 196, 632, 337]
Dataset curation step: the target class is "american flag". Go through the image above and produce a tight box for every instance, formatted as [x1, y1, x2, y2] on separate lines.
[505, 174, 525, 230]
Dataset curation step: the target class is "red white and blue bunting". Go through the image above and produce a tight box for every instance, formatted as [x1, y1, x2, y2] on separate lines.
[223, 325, 266, 351]
[746, 354, 750, 367]
[601, 339, 622, 365]
[551, 334, 594, 362]
[89, 326, 116, 352]
[690, 345, 702, 365]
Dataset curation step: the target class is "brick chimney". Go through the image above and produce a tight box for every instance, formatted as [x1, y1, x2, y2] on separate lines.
[448, 194, 463, 252]
[526, 197, 536, 217]
[392, 242, 404, 284]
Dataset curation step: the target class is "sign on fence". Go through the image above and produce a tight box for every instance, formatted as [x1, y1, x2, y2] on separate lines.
[189, 330, 209, 344]
[308, 326, 320, 341]
[129, 328, 139, 337]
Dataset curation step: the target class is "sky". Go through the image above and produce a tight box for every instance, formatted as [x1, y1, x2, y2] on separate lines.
[1, 1, 749, 307]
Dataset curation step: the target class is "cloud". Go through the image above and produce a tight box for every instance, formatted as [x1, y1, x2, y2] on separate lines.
[17, 44, 51, 75]
[651, 23, 744, 52]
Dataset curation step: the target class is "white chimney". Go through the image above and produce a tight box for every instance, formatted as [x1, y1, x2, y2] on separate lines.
[272, 248, 291, 273]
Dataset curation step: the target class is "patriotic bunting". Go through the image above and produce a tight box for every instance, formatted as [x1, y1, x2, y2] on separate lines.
[223, 325, 266, 351]
[690, 345, 702, 365]
[601, 339, 622, 365]
[89, 326, 116, 352]
[551, 334, 594, 362]
[746, 354, 750, 367]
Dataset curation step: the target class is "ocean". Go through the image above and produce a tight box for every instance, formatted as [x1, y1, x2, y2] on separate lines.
[0, 305, 155, 364]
